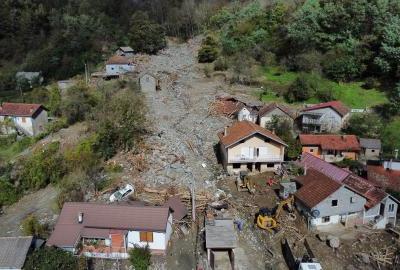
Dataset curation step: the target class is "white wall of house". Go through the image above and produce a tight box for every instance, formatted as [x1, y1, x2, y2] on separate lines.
[0, 109, 48, 136]
[259, 108, 292, 128]
[238, 108, 257, 123]
[302, 107, 347, 132]
[106, 64, 134, 75]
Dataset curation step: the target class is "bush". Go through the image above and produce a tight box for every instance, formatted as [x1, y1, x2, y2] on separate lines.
[64, 136, 101, 174]
[322, 49, 363, 82]
[20, 142, 65, 190]
[284, 73, 318, 102]
[24, 247, 78, 270]
[92, 89, 147, 159]
[214, 57, 228, 71]
[129, 245, 151, 270]
[293, 51, 323, 74]
[344, 113, 383, 138]
[21, 214, 47, 237]
[56, 170, 88, 210]
[0, 177, 19, 206]
[198, 45, 219, 63]
[362, 77, 380, 90]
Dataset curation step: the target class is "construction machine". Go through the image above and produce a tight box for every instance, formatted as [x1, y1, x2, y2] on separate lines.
[282, 238, 323, 270]
[236, 171, 255, 194]
[257, 195, 294, 232]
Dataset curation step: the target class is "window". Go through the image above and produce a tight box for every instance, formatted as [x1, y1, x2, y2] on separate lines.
[264, 138, 271, 143]
[139, 232, 153, 242]
[389, 204, 395, 213]
[350, 197, 356, 204]
[309, 149, 314, 153]
[233, 163, 241, 169]
[327, 150, 334, 155]
[21, 117, 26, 123]
[371, 149, 375, 153]
[331, 200, 338, 207]
[322, 216, 330, 223]
[267, 163, 274, 168]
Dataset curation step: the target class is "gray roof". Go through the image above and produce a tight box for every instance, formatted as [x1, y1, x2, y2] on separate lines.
[206, 219, 237, 249]
[16, 72, 42, 81]
[118, 46, 134, 52]
[360, 138, 381, 149]
[0, 236, 33, 269]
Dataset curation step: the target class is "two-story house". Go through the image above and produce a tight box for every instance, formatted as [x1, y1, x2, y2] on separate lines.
[258, 103, 296, 128]
[0, 102, 48, 136]
[299, 134, 361, 162]
[47, 203, 173, 259]
[298, 101, 350, 133]
[298, 153, 399, 229]
[295, 169, 366, 227]
[218, 121, 287, 174]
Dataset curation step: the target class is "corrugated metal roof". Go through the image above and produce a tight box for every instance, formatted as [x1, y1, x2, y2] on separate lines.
[0, 236, 33, 269]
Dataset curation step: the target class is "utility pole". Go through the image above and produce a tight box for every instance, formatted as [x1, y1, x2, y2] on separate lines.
[84, 63, 88, 85]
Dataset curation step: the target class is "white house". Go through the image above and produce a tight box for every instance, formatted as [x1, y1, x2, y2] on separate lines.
[298, 101, 350, 133]
[106, 56, 135, 76]
[237, 106, 258, 123]
[258, 103, 295, 128]
[47, 203, 173, 259]
[0, 102, 48, 136]
[116, 46, 135, 57]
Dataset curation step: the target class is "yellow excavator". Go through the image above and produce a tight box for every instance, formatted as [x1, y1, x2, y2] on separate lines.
[257, 196, 294, 232]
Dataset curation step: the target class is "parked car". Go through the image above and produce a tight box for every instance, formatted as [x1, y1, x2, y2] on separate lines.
[110, 184, 134, 202]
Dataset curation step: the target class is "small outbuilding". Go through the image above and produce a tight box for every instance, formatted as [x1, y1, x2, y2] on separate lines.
[139, 73, 160, 92]
[205, 218, 237, 270]
[359, 138, 381, 161]
[116, 46, 135, 57]
[0, 236, 34, 270]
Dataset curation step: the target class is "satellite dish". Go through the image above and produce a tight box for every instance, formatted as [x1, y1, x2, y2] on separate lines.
[311, 209, 320, 218]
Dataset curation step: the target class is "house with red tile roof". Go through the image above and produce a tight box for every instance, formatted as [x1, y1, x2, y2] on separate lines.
[218, 121, 287, 174]
[258, 103, 296, 128]
[298, 101, 350, 133]
[299, 134, 361, 162]
[296, 153, 398, 229]
[0, 102, 48, 136]
[295, 169, 366, 227]
[47, 203, 173, 258]
[106, 55, 134, 76]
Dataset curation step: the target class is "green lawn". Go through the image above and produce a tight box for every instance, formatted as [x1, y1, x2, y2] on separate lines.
[261, 67, 388, 108]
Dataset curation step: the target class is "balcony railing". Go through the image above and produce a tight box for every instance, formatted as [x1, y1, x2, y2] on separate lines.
[302, 117, 322, 125]
[229, 154, 282, 163]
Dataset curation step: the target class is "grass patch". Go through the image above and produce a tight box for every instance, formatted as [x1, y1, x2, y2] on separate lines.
[0, 136, 33, 162]
[261, 67, 388, 108]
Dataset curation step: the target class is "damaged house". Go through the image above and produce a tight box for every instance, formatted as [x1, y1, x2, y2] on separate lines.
[218, 121, 287, 175]
[296, 153, 398, 229]
[258, 103, 296, 128]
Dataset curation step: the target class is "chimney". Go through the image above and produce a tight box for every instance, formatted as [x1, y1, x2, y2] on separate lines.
[224, 127, 228, 136]
[78, 212, 84, 223]
[272, 128, 276, 135]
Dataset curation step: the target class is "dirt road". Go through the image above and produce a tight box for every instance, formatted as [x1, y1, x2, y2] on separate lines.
[0, 185, 57, 236]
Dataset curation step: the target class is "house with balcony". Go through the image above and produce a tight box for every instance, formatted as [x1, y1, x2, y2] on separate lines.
[0, 102, 48, 136]
[299, 134, 360, 163]
[298, 153, 399, 229]
[218, 120, 287, 174]
[47, 203, 173, 259]
[298, 101, 350, 133]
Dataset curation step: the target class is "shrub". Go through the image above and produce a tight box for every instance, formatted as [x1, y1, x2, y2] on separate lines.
[322, 49, 364, 82]
[362, 77, 380, 90]
[20, 142, 65, 190]
[344, 113, 383, 138]
[21, 214, 47, 237]
[293, 51, 323, 74]
[284, 73, 318, 102]
[129, 245, 151, 270]
[64, 136, 101, 174]
[214, 57, 228, 71]
[24, 247, 78, 270]
[0, 177, 19, 206]
[56, 170, 88, 210]
[198, 45, 219, 63]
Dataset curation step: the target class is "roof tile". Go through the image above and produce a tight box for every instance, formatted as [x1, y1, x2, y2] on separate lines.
[299, 134, 360, 151]
[301, 101, 350, 117]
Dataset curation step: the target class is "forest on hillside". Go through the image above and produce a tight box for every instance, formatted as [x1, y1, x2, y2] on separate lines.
[0, 0, 228, 90]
